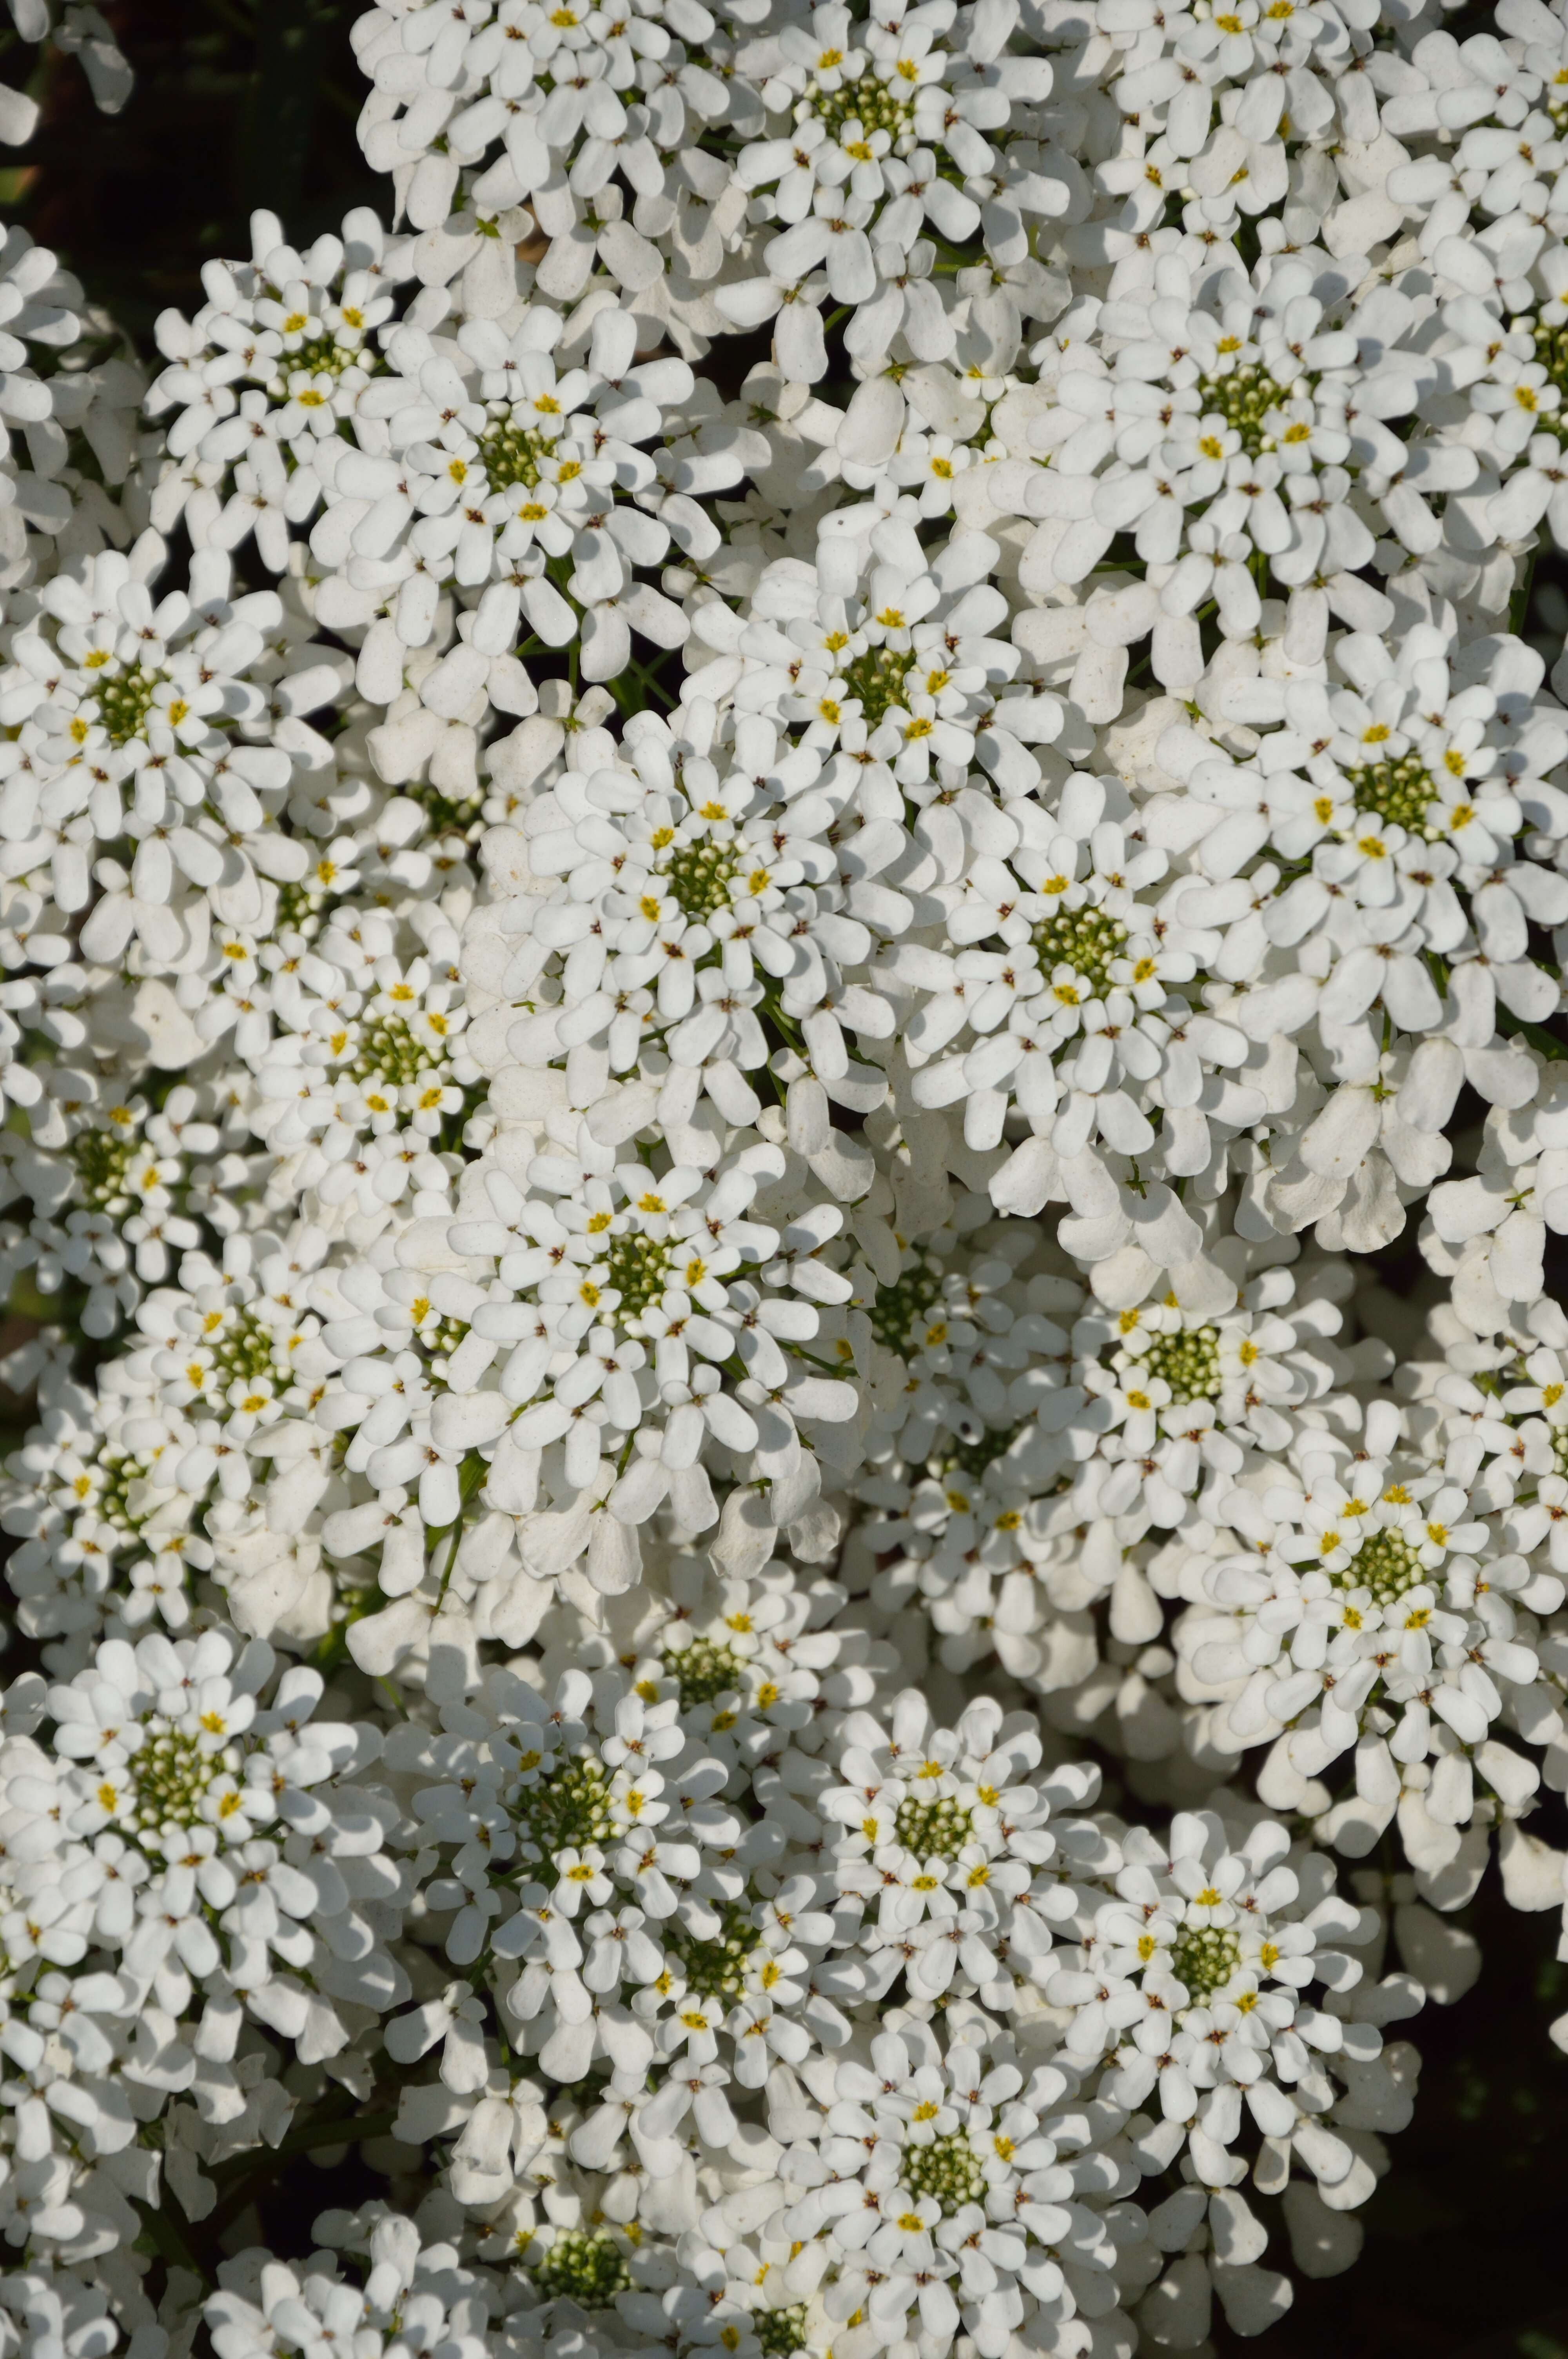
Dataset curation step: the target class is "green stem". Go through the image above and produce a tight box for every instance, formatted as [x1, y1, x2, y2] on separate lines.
[133, 2192, 210, 2287]
[1497, 1003, 1568, 1062]
[430, 1448, 493, 1608]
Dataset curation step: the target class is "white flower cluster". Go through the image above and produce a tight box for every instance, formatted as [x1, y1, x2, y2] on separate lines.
[15, 0, 1568, 2349]
[0, 1628, 400, 2273]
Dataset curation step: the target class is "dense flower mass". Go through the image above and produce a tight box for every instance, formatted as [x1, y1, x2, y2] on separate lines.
[13, 0, 1568, 2350]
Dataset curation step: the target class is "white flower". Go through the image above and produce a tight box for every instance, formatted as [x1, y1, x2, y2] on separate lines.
[1049, 1810, 1405, 2216]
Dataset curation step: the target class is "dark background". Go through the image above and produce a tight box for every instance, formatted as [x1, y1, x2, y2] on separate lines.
[3, 3, 1568, 2347]
[1, 0, 380, 343]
